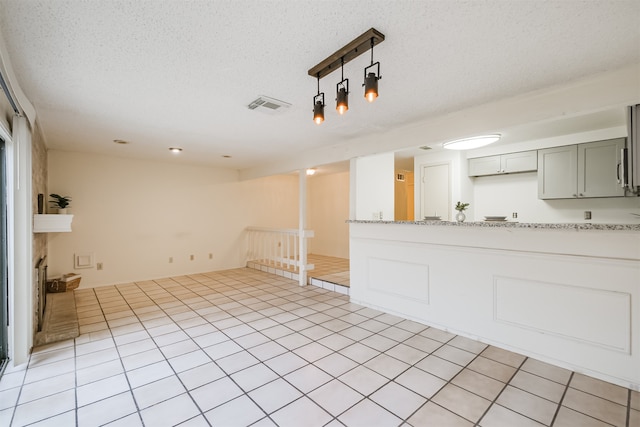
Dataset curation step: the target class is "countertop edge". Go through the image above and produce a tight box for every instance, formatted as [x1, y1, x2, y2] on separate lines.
[347, 220, 640, 231]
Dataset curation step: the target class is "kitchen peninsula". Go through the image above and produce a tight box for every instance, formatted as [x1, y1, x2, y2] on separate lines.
[348, 220, 640, 389]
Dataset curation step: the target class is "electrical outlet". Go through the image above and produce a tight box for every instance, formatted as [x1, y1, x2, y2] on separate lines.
[169, 257, 173, 263]
[512, 212, 518, 219]
[190, 254, 194, 261]
[96, 262, 103, 270]
[584, 211, 592, 220]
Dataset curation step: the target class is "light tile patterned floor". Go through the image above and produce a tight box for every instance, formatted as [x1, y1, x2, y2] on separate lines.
[250, 254, 350, 288]
[1, 267, 638, 426]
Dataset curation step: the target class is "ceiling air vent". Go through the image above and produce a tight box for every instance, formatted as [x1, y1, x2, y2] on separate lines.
[247, 96, 291, 114]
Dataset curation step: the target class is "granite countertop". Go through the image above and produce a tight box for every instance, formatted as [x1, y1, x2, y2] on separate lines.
[347, 219, 640, 231]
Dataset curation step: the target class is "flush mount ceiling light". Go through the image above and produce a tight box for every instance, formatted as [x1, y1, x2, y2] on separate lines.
[113, 139, 130, 145]
[313, 74, 325, 125]
[443, 134, 501, 150]
[306, 168, 317, 176]
[308, 28, 385, 124]
[169, 147, 183, 153]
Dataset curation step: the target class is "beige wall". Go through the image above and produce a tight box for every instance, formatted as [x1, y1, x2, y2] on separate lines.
[308, 171, 349, 258]
[394, 171, 415, 221]
[47, 150, 298, 287]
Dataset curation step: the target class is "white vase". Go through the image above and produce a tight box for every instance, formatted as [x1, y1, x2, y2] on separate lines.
[455, 211, 466, 222]
[58, 208, 67, 214]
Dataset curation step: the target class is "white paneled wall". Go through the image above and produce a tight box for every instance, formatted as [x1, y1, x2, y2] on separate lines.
[350, 222, 640, 389]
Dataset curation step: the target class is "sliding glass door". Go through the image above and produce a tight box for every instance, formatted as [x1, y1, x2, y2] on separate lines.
[0, 138, 7, 375]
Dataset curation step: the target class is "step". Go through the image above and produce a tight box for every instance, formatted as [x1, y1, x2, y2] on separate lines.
[34, 291, 79, 347]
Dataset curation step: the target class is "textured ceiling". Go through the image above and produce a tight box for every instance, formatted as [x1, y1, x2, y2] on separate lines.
[0, 0, 639, 174]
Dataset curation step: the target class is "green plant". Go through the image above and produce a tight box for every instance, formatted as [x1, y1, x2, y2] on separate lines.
[49, 193, 71, 209]
[455, 201, 469, 212]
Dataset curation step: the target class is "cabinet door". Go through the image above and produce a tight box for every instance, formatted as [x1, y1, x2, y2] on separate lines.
[538, 146, 578, 199]
[578, 138, 625, 198]
[468, 155, 501, 176]
[502, 151, 537, 173]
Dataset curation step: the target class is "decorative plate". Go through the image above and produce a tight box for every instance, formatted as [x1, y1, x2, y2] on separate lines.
[484, 216, 507, 221]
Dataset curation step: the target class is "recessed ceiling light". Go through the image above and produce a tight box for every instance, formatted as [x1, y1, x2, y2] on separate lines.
[443, 134, 501, 150]
[113, 139, 130, 145]
[169, 147, 183, 153]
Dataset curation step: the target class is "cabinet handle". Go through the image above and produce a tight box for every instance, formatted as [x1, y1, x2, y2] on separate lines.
[573, 194, 578, 197]
[579, 193, 584, 197]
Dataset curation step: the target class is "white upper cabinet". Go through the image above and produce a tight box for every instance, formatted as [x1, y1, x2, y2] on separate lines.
[538, 138, 626, 199]
[578, 139, 626, 198]
[468, 151, 537, 177]
[538, 145, 578, 199]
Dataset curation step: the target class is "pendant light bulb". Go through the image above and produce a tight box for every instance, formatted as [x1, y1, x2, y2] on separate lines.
[336, 86, 348, 115]
[363, 38, 380, 103]
[313, 74, 325, 125]
[364, 72, 378, 103]
[336, 57, 349, 115]
[313, 100, 324, 125]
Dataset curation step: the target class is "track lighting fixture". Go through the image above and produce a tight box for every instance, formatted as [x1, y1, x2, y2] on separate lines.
[363, 37, 380, 103]
[313, 74, 325, 125]
[336, 57, 349, 115]
[308, 28, 385, 124]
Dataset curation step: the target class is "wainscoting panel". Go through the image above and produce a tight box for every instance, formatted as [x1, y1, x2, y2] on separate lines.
[494, 276, 631, 353]
[367, 257, 430, 304]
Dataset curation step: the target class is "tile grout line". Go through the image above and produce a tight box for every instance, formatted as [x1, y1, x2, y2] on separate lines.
[272, 311, 429, 423]
[127, 278, 216, 427]
[136, 273, 297, 425]
[96, 284, 146, 427]
[626, 388, 631, 427]
[389, 334, 460, 425]
[549, 371, 574, 426]
[132, 276, 234, 426]
[194, 272, 406, 423]
[473, 355, 529, 426]
[6, 349, 29, 426]
[74, 293, 80, 427]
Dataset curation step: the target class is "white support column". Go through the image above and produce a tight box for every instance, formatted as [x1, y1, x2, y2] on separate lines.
[10, 116, 33, 365]
[298, 170, 307, 287]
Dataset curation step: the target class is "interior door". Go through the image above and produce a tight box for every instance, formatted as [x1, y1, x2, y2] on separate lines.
[421, 163, 450, 220]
